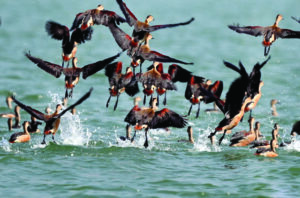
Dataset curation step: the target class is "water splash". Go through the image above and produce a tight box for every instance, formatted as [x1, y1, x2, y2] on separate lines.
[282, 138, 300, 152]
[0, 137, 11, 152]
[192, 127, 222, 152]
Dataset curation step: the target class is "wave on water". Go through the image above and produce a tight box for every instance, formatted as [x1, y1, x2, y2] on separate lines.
[0, 137, 11, 152]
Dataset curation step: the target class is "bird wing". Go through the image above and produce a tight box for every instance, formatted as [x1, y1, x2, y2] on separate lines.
[82, 53, 121, 79]
[228, 25, 265, 37]
[143, 50, 194, 65]
[144, 18, 195, 32]
[105, 62, 123, 79]
[56, 88, 93, 118]
[45, 21, 69, 40]
[70, 12, 86, 31]
[277, 28, 300, 38]
[150, 108, 187, 129]
[71, 27, 93, 44]
[291, 16, 300, 24]
[168, 64, 192, 83]
[25, 52, 62, 78]
[116, 0, 138, 27]
[11, 96, 45, 121]
[108, 23, 132, 51]
[93, 10, 126, 26]
[124, 78, 140, 96]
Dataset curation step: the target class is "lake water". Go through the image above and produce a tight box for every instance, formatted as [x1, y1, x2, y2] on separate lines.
[1, 0, 300, 197]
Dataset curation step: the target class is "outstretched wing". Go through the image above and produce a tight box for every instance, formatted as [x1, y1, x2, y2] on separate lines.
[144, 18, 195, 32]
[143, 51, 194, 65]
[168, 64, 192, 83]
[25, 52, 63, 78]
[57, 88, 93, 118]
[116, 0, 138, 27]
[71, 27, 93, 44]
[228, 25, 265, 37]
[82, 52, 121, 79]
[45, 21, 69, 40]
[11, 96, 45, 121]
[277, 28, 300, 39]
[150, 108, 187, 129]
[108, 23, 132, 51]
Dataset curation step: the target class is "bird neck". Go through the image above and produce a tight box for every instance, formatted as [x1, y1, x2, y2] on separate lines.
[188, 131, 194, 144]
[271, 104, 278, 116]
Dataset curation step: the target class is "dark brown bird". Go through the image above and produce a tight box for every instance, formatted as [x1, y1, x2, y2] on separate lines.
[291, 120, 300, 136]
[45, 20, 93, 67]
[11, 88, 93, 144]
[9, 121, 31, 143]
[70, 4, 126, 31]
[25, 52, 120, 98]
[125, 98, 187, 148]
[105, 61, 139, 111]
[229, 14, 300, 56]
[27, 116, 42, 133]
[116, 0, 194, 43]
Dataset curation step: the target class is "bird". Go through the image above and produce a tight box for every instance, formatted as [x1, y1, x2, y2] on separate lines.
[105, 61, 139, 111]
[6, 96, 13, 109]
[45, 20, 93, 67]
[11, 88, 93, 144]
[178, 126, 194, 144]
[255, 124, 279, 157]
[228, 14, 300, 56]
[131, 33, 194, 73]
[124, 97, 187, 148]
[119, 124, 132, 141]
[139, 62, 177, 106]
[271, 99, 279, 116]
[250, 122, 279, 149]
[0, 105, 21, 131]
[116, 0, 194, 43]
[9, 121, 31, 143]
[290, 120, 300, 136]
[27, 116, 42, 133]
[208, 59, 252, 145]
[25, 51, 120, 98]
[185, 77, 223, 118]
[229, 117, 256, 147]
[70, 4, 126, 31]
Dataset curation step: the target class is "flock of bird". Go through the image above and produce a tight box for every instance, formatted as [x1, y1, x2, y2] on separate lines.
[1, 1, 300, 158]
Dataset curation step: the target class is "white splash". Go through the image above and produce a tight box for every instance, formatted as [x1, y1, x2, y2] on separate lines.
[282, 138, 300, 152]
[191, 127, 222, 152]
[0, 137, 11, 152]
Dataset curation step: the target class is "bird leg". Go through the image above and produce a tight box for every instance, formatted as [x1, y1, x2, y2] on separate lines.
[113, 94, 120, 111]
[131, 130, 137, 143]
[188, 104, 193, 116]
[65, 89, 69, 99]
[218, 129, 227, 145]
[264, 46, 271, 56]
[196, 102, 201, 118]
[144, 128, 149, 148]
[62, 60, 65, 68]
[249, 110, 253, 120]
[139, 62, 143, 75]
[106, 95, 112, 108]
[7, 118, 12, 131]
[52, 134, 56, 144]
[163, 92, 167, 106]
[69, 89, 73, 98]
[157, 94, 160, 106]
[208, 130, 217, 145]
[143, 94, 146, 105]
[149, 94, 153, 107]
[66, 61, 70, 68]
[41, 134, 46, 144]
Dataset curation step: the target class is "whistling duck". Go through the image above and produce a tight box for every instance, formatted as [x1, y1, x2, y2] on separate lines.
[62, 97, 77, 115]
[131, 33, 193, 73]
[105, 61, 139, 111]
[229, 117, 256, 147]
[185, 77, 223, 118]
[271, 99, 279, 116]
[178, 126, 194, 144]
[125, 97, 187, 148]
[9, 121, 31, 143]
[116, 0, 194, 44]
[11, 88, 93, 144]
[6, 96, 13, 109]
[250, 122, 279, 149]
[290, 120, 300, 136]
[27, 116, 42, 133]
[25, 52, 120, 98]
[229, 14, 300, 56]
[119, 124, 132, 141]
[139, 62, 176, 106]
[45, 21, 93, 67]
[70, 4, 126, 31]
[0, 105, 21, 131]
[208, 60, 253, 145]
[255, 124, 279, 157]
